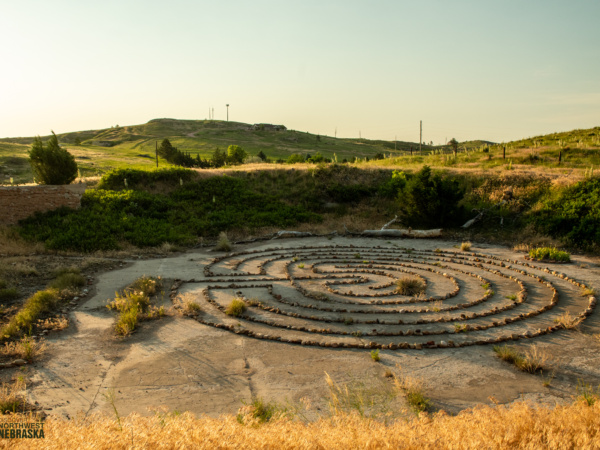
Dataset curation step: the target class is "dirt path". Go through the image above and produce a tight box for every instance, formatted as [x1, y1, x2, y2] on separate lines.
[26, 237, 600, 419]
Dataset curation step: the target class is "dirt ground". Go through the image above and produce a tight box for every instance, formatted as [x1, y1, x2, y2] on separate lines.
[9, 236, 599, 420]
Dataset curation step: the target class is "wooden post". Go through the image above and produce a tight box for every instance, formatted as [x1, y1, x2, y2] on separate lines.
[419, 120, 422, 153]
[503, 146, 506, 160]
[156, 141, 159, 167]
[558, 150, 562, 164]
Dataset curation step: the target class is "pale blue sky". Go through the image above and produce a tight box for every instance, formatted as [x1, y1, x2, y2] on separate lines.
[1, 0, 598, 143]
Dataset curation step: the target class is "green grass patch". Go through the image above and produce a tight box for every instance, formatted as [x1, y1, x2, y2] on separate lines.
[107, 276, 163, 336]
[528, 247, 571, 262]
[0, 289, 59, 339]
[0, 287, 19, 302]
[49, 273, 86, 291]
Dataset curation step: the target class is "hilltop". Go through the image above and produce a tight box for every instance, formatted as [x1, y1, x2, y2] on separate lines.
[1, 118, 598, 184]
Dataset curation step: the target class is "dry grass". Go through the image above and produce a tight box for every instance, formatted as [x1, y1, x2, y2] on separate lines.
[225, 298, 246, 317]
[0, 227, 43, 256]
[325, 372, 401, 419]
[36, 316, 68, 331]
[582, 287, 596, 297]
[0, 401, 599, 448]
[493, 344, 550, 374]
[0, 378, 27, 414]
[553, 311, 580, 330]
[214, 232, 232, 252]
[460, 241, 472, 251]
[395, 276, 426, 296]
[1, 336, 46, 362]
[177, 293, 202, 315]
[394, 367, 433, 414]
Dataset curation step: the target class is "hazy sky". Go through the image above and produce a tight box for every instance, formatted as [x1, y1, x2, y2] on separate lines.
[1, 0, 598, 143]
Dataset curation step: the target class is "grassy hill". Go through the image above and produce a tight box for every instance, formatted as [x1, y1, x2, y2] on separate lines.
[0, 118, 434, 184]
[1, 119, 599, 185]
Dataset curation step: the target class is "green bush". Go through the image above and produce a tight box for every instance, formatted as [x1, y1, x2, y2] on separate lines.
[398, 166, 465, 228]
[29, 132, 78, 185]
[531, 178, 600, 249]
[528, 247, 571, 262]
[97, 167, 195, 190]
[227, 145, 247, 165]
[287, 153, 305, 164]
[19, 175, 321, 252]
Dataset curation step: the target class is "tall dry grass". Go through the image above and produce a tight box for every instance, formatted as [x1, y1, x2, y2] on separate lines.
[0, 226, 44, 256]
[0, 401, 599, 449]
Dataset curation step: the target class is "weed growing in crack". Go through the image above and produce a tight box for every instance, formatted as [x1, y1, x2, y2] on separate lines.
[493, 344, 549, 374]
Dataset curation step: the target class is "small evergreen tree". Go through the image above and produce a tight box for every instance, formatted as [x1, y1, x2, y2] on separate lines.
[257, 150, 267, 161]
[211, 148, 226, 167]
[29, 132, 78, 185]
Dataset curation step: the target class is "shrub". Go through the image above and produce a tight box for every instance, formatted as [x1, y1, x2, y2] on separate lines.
[399, 166, 465, 228]
[29, 132, 77, 185]
[395, 277, 426, 296]
[528, 247, 570, 262]
[129, 276, 161, 297]
[19, 174, 320, 252]
[98, 167, 195, 190]
[460, 241, 471, 251]
[287, 154, 305, 164]
[225, 298, 246, 317]
[531, 177, 600, 249]
[227, 145, 247, 165]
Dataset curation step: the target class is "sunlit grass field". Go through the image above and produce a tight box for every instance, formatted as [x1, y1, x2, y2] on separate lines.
[1, 119, 598, 185]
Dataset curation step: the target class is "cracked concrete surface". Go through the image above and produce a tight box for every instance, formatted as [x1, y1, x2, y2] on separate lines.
[25, 237, 600, 419]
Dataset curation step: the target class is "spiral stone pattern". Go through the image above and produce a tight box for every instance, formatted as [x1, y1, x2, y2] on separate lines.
[173, 244, 597, 350]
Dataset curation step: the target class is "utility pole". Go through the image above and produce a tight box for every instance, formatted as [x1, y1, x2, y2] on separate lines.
[155, 141, 158, 167]
[395, 135, 397, 151]
[419, 120, 422, 153]
[335, 127, 337, 138]
[226, 104, 229, 121]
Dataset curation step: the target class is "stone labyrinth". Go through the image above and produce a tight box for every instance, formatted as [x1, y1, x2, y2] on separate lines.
[173, 243, 597, 350]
